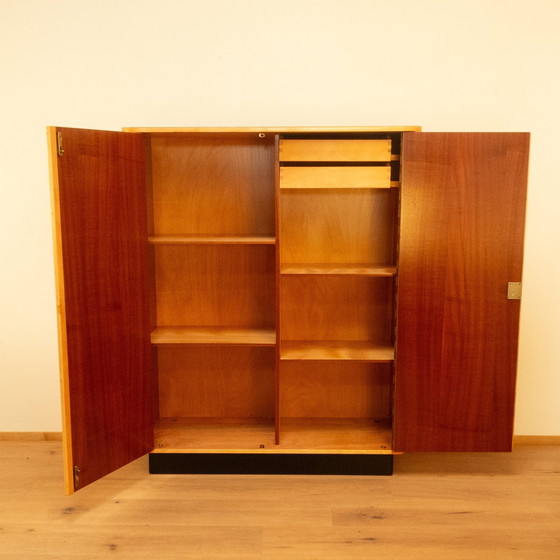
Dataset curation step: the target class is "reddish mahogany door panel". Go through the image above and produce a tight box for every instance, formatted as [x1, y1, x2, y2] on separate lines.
[394, 133, 529, 452]
[49, 127, 153, 492]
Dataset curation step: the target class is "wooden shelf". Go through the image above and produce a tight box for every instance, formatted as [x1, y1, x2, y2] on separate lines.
[152, 327, 276, 346]
[153, 418, 392, 453]
[279, 166, 391, 190]
[279, 418, 392, 452]
[154, 418, 276, 451]
[280, 263, 396, 276]
[280, 341, 395, 362]
[149, 235, 276, 245]
[279, 139, 392, 163]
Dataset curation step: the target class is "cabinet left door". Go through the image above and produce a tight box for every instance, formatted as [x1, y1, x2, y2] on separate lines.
[48, 127, 153, 493]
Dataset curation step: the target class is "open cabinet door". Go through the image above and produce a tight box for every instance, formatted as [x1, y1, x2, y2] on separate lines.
[394, 133, 529, 452]
[48, 127, 153, 493]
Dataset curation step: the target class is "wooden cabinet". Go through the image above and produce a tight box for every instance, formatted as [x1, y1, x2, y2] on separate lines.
[48, 126, 529, 493]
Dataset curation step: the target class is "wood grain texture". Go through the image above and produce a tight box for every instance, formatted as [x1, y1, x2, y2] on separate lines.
[274, 134, 282, 446]
[280, 276, 394, 344]
[47, 127, 74, 494]
[280, 189, 398, 265]
[280, 341, 394, 361]
[151, 134, 275, 236]
[0, 432, 63, 441]
[157, 346, 275, 418]
[280, 166, 391, 189]
[51, 127, 153, 492]
[123, 125, 422, 133]
[279, 419, 392, 451]
[2, 441, 560, 559]
[154, 245, 275, 328]
[148, 234, 275, 244]
[154, 419, 392, 453]
[280, 264, 396, 276]
[154, 418, 276, 450]
[394, 132, 530, 452]
[279, 362, 392, 419]
[279, 139, 392, 162]
[151, 326, 276, 345]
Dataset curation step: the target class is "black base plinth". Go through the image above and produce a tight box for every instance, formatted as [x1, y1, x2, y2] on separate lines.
[149, 453, 393, 475]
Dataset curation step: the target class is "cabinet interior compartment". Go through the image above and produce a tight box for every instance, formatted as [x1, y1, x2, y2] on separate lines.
[279, 188, 398, 271]
[276, 134, 399, 453]
[155, 345, 276, 450]
[280, 275, 394, 350]
[149, 133, 276, 237]
[147, 132, 277, 450]
[147, 130, 399, 454]
[278, 361, 393, 451]
[152, 244, 276, 332]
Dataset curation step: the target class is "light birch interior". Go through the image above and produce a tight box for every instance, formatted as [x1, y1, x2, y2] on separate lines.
[147, 132, 399, 452]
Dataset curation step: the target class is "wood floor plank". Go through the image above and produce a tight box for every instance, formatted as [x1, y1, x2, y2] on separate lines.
[0, 442, 559, 559]
[0, 525, 262, 559]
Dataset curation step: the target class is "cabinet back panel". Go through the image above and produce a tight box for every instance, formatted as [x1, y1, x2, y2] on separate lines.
[280, 362, 391, 419]
[280, 276, 393, 343]
[280, 189, 397, 265]
[155, 245, 275, 328]
[150, 135, 275, 235]
[158, 346, 275, 418]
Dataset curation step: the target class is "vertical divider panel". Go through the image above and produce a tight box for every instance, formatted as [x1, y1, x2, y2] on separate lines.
[389, 133, 403, 445]
[274, 134, 282, 446]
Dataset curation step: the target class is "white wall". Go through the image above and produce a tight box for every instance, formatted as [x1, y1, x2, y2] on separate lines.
[0, 0, 558, 434]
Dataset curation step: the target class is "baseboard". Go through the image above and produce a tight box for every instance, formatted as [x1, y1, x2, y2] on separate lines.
[513, 435, 560, 445]
[0, 432, 62, 441]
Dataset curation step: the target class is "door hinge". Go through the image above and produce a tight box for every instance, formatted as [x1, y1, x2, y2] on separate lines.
[57, 131, 64, 156]
[507, 282, 522, 300]
[73, 465, 81, 489]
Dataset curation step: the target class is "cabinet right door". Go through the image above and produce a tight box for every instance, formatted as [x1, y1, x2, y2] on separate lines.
[394, 133, 530, 452]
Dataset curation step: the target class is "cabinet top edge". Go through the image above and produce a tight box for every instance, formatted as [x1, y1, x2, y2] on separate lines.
[121, 126, 423, 133]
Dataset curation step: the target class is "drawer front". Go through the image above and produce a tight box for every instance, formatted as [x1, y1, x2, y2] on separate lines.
[279, 139, 392, 162]
[280, 166, 391, 189]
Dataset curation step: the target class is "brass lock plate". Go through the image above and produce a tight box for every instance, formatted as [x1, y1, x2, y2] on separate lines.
[507, 282, 522, 300]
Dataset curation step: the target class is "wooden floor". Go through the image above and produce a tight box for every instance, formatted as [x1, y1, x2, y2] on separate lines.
[1, 442, 559, 559]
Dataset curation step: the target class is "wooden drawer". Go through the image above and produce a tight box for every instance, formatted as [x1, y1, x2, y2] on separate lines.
[280, 166, 391, 189]
[279, 139, 392, 162]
